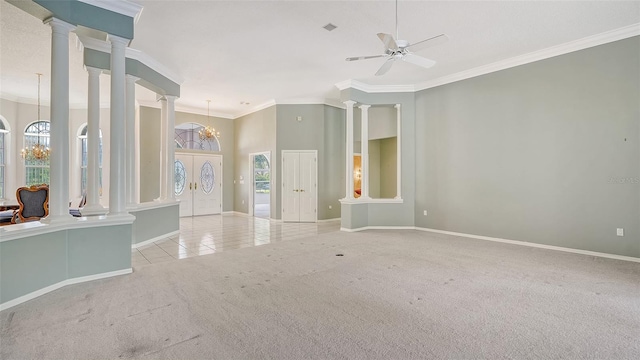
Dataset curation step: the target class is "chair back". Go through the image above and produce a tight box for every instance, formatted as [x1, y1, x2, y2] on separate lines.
[14, 184, 49, 223]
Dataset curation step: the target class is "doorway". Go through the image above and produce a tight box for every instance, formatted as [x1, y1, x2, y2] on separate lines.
[250, 152, 271, 219]
[175, 153, 223, 217]
[281, 150, 317, 222]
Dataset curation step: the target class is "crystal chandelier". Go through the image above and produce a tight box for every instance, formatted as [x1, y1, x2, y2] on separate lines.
[198, 99, 220, 140]
[21, 73, 50, 161]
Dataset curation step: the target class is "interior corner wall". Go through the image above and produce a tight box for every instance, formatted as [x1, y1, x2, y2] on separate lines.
[139, 106, 161, 202]
[234, 106, 277, 217]
[415, 36, 640, 258]
[174, 111, 235, 212]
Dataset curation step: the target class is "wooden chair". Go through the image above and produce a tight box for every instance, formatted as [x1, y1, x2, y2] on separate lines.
[11, 184, 49, 223]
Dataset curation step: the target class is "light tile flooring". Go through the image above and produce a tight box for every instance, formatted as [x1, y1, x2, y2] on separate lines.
[131, 214, 341, 267]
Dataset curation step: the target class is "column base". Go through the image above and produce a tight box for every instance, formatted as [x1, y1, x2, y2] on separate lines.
[40, 213, 75, 224]
[81, 204, 108, 216]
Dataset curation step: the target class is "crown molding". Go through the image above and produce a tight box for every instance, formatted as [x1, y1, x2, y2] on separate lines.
[335, 79, 415, 93]
[416, 22, 640, 92]
[77, 0, 144, 23]
[137, 99, 235, 119]
[233, 99, 277, 119]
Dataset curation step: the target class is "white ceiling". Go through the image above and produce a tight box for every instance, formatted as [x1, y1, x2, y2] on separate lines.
[1, 0, 639, 118]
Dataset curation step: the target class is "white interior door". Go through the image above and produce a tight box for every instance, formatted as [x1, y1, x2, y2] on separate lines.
[298, 152, 317, 222]
[175, 154, 193, 217]
[282, 151, 317, 222]
[193, 154, 222, 216]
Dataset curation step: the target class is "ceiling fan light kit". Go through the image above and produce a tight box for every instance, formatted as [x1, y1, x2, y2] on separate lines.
[346, 0, 448, 76]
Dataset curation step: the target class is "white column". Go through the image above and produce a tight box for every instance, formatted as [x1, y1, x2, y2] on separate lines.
[359, 104, 371, 199]
[344, 100, 356, 200]
[165, 95, 177, 200]
[108, 35, 129, 215]
[125, 75, 139, 206]
[43, 18, 75, 222]
[395, 104, 402, 199]
[157, 97, 168, 201]
[83, 66, 105, 214]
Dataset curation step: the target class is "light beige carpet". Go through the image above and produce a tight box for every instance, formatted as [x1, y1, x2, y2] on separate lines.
[1, 230, 639, 359]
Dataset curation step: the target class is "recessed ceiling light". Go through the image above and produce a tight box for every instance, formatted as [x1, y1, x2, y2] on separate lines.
[323, 23, 337, 32]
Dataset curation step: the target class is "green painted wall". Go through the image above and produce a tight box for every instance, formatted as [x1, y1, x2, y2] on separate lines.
[415, 36, 640, 257]
[139, 106, 161, 202]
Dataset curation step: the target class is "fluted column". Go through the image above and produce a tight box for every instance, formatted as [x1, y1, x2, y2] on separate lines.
[83, 66, 105, 214]
[108, 35, 129, 215]
[43, 18, 75, 222]
[157, 97, 168, 201]
[344, 100, 356, 200]
[165, 95, 177, 200]
[395, 104, 402, 199]
[359, 104, 371, 199]
[125, 75, 139, 206]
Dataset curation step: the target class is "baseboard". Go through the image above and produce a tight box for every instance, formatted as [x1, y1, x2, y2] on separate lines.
[340, 226, 415, 232]
[132, 230, 180, 249]
[318, 218, 341, 223]
[415, 227, 640, 264]
[224, 211, 250, 217]
[0, 268, 132, 312]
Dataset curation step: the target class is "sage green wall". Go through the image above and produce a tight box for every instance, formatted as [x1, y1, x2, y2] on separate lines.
[175, 111, 235, 212]
[130, 204, 180, 244]
[139, 106, 161, 202]
[380, 136, 397, 199]
[275, 104, 345, 220]
[234, 106, 277, 217]
[415, 36, 640, 257]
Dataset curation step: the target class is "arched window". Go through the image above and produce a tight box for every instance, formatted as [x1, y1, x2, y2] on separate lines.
[78, 124, 103, 194]
[23, 120, 50, 186]
[0, 118, 8, 199]
[174, 123, 220, 152]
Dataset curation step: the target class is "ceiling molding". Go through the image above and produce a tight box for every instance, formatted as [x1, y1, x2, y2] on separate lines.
[416, 22, 640, 92]
[233, 99, 277, 119]
[335, 79, 416, 93]
[138, 99, 235, 120]
[76, 0, 143, 23]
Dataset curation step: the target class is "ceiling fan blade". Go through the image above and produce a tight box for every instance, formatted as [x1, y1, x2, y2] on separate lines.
[375, 58, 395, 76]
[402, 53, 436, 69]
[345, 54, 387, 62]
[377, 33, 398, 50]
[406, 34, 449, 52]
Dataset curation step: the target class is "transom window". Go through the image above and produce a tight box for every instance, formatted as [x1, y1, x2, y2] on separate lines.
[174, 123, 220, 152]
[24, 120, 50, 186]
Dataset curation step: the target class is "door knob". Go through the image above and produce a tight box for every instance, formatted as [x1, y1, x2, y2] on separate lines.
[189, 182, 192, 190]
[195, 182, 198, 190]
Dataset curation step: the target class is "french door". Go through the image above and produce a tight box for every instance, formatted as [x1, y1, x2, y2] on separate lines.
[175, 153, 222, 217]
[282, 150, 317, 222]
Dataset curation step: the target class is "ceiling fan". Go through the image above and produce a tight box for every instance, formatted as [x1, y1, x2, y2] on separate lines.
[346, 0, 448, 76]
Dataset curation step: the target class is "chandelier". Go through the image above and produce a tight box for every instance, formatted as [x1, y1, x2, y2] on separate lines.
[198, 99, 220, 140]
[21, 73, 50, 161]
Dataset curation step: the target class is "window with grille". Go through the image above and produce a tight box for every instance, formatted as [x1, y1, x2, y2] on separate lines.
[24, 121, 50, 186]
[79, 124, 103, 195]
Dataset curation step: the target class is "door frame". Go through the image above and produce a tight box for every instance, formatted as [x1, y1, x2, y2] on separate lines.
[175, 151, 223, 217]
[281, 150, 318, 222]
[248, 151, 271, 218]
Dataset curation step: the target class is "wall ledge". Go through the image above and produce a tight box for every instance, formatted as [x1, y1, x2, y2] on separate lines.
[339, 198, 403, 205]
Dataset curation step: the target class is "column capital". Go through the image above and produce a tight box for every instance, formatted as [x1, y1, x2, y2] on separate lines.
[44, 17, 76, 33]
[107, 34, 129, 47]
[343, 100, 357, 107]
[394, 103, 401, 109]
[164, 95, 178, 103]
[125, 74, 140, 83]
[359, 104, 371, 110]
[86, 66, 102, 76]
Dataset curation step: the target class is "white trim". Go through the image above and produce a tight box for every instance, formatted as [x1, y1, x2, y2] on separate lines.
[335, 79, 415, 93]
[0, 268, 132, 312]
[0, 214, 136, 243]
[132, 230, 180, 249]
[76, 0, 143, 22]
[340, 225, 415, 232]
[415, 227, 640, 264]
[129, 199, 180, 211]
[249, 151, 272, 218]
[318, 218, 341, 223]
[224, 211, 250, 217]
[235, 100, 277, 119]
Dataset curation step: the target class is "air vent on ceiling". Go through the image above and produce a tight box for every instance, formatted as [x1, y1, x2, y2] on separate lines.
[323, 23, 337, 32]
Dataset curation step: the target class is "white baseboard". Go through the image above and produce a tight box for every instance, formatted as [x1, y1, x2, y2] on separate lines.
[415, 227, 640, 264]
[0, 268, 132, 312]
[340, 226, 415, 232]
[132, 230, 180, 249]
[318, 218, 341, 223]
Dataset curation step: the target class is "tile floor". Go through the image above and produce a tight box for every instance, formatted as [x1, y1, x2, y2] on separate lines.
[131, 214, 341, 267]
